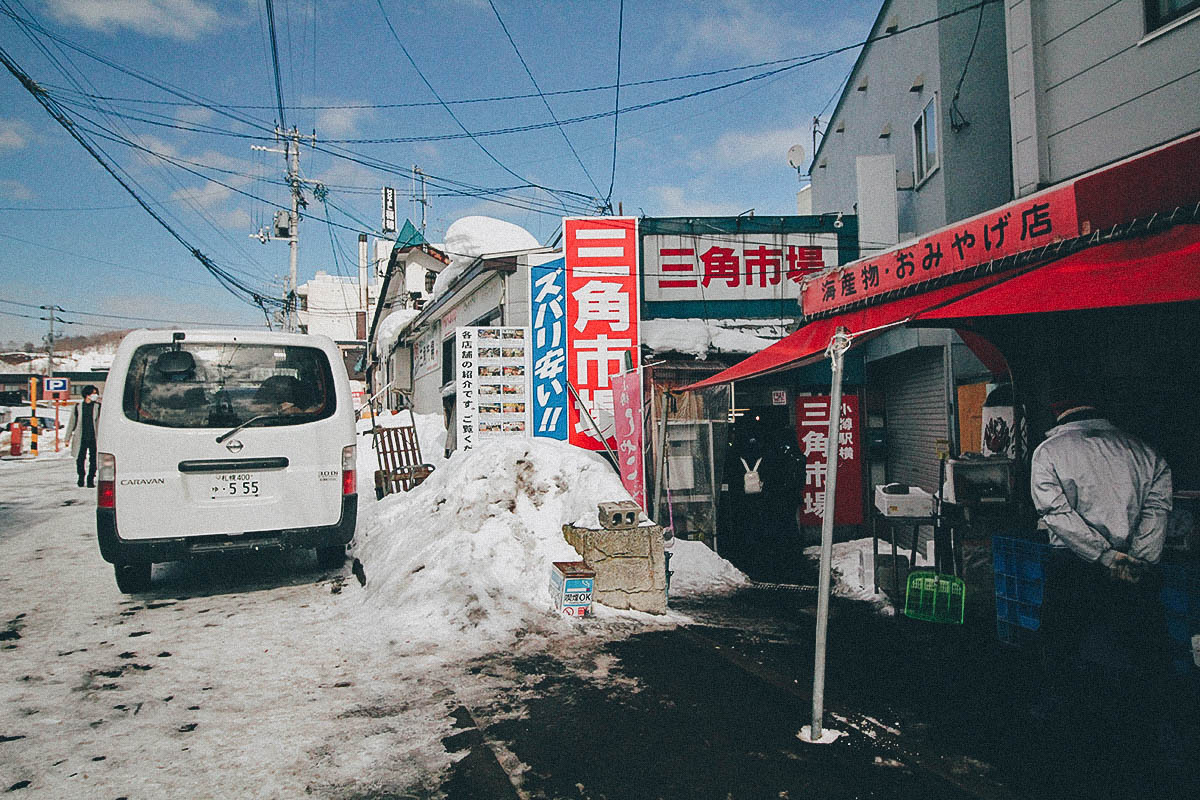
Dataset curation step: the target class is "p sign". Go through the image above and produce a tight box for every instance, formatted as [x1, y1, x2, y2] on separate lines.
[43, 377, 69, 400]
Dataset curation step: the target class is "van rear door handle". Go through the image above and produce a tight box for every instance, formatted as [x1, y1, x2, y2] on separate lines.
[178, 457, 289, 473]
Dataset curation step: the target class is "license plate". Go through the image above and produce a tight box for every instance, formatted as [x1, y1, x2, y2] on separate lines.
[210, 472, 263, 500]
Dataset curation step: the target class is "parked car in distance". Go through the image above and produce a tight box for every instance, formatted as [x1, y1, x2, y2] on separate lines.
[11, 415, 61, 430]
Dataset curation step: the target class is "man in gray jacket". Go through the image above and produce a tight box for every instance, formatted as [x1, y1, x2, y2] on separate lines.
[66, 385, 101, 488]
[1030, 389, 1172, 706]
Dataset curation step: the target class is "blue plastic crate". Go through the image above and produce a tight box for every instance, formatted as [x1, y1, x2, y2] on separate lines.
[994, 573, 1018, 598]
[993, 536, 1052, 644]
[1016, 602, 1042, 631]
[1017, 577, 1044, 605]
[995, 595, 1012, 623]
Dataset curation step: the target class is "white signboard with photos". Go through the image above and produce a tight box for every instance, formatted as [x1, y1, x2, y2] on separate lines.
[456, 326, 532, 452]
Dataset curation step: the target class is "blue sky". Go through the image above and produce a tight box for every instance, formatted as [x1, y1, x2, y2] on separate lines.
[0, 0, 875, 343]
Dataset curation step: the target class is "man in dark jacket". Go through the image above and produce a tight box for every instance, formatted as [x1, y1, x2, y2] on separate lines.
[66, 385, 101, 487]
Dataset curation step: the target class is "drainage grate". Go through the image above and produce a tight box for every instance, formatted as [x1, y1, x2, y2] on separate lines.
[749, 581, 819, 593]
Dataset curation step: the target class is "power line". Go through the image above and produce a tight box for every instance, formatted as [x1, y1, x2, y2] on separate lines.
[0, 297, 251, 327]
[0, 44, 283, 312]
[38, 50, 856, 112]
[373, 0, 599, 212]
[0, 231, 238, 289]
[487, 0, 603, 200]
[264, 0, 288, 131]
[606, 0, 624, 209]
[1, 0, 277, 284]
[0, 9, 600, 215]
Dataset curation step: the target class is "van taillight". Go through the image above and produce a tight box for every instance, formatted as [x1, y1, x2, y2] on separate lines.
[98, 452, 116, 508]
[341, 445, 356, 496]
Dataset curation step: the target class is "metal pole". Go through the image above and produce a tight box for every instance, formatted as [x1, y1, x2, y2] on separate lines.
[566, 381, 620, 469]
[28, 376, 38, 457]
[809, 326, 852, 741]
[653, 388, 671, 523]
[288, 133, 300, 332]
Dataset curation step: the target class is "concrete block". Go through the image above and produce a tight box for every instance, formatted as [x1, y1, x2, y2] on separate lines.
[563, 523, 667, 615]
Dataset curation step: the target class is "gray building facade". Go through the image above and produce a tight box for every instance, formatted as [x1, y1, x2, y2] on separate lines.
[1006, 0, 1200, 196]
[811, 0, 1013, 247]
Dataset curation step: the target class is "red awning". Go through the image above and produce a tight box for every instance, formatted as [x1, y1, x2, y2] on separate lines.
[915, 223, 1200, 322]
[685, 224, 1200, 391]
[684, 273, 1009, 390]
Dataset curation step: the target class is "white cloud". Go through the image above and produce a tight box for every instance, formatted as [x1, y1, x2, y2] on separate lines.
[44, 0, 222, 40]
[0, 179, 33, 201]
[0, 122, 30, 151]
[169, 183, 234, 209]
[315, 106, 375, 139]
[679, 0, 815, 61]
[175, 106, 215, 126]
[672, 0, 868, 64]
[0, 119, 32, 151]
[704, 127, 808, 170]
[646, 185, 742, 218]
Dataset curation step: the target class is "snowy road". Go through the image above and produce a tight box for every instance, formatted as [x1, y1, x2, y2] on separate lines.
[0, 454, 545, 797]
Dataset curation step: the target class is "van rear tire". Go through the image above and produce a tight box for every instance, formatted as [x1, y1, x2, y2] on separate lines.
[114, 563, 152, 594]
[316, 545, 345, 570]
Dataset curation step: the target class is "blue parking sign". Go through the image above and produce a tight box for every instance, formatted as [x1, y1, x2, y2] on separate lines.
[43, 377, 69, 394]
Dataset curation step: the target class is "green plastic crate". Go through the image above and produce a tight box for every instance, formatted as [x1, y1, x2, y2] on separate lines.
[904, 570, 966, 625]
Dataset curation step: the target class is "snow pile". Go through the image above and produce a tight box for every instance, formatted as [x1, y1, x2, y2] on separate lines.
[640, 318, 789, 358]
[804, 536, 936, 615]
[374, 307, 420, 358]
[350, 437, 635, 651]
[665, 538, 749, 596]
[9, 343, 118, 373]
[432, 216, 539, 297]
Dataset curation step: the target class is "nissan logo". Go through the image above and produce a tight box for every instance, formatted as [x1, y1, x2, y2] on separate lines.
[225, 439, 244, 453]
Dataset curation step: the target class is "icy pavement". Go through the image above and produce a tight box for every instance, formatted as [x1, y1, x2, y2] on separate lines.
[0, 436, 735, 797]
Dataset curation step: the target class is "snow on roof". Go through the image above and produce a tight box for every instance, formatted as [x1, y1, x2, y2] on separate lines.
[431, 216, 539, 298]
[640, 318, 789, 359]
[374, 307, 420, 358]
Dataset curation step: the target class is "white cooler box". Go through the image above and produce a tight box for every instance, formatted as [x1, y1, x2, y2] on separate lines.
[874, 485, 934, 517]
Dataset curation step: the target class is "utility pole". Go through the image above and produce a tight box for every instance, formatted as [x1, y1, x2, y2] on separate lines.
[413, 165, 429, 235]
[251, 126, 315, 332]
[40, 304, 63, 377]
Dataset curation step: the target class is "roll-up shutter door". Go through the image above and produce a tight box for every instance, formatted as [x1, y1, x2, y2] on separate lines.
[882, 348, 947, 492]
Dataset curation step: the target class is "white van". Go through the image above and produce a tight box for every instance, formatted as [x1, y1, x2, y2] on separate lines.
[96, 329, 357, 593]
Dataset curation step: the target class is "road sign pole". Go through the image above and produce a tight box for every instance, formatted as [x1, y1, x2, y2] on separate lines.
[55, 396, 60, 452]
[28, 377, 37, 457]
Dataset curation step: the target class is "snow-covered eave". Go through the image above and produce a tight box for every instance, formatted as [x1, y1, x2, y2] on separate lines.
[391, 256, 518, 344]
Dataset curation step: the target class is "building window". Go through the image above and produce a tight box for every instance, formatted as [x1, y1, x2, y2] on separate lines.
[913, 94, 939, 186]
[441, 336, 455, 386]
[1145, 0, 1200, 31]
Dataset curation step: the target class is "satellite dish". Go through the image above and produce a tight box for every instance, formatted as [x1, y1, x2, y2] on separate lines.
[786, 144, 806, 170]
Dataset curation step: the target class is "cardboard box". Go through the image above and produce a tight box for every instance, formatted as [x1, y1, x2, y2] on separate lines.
[550, 561, 595, 618]
[874, 485, 933, 518]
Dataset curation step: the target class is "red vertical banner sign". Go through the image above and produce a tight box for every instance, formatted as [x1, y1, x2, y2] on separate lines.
[610, 370, 647, 510]
[796, 394, 863, 526]
[563, 217, 640, 451]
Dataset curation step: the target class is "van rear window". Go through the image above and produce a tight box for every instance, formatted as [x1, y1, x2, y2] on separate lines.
[122, 343, 336, 429]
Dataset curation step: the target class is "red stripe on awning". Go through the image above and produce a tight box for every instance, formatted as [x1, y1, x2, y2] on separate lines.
[916, 223, 1200, 321]
[684, 272, 1009, 390]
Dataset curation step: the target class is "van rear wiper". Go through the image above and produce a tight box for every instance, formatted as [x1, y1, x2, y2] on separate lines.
[216, 413, 292, 443]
